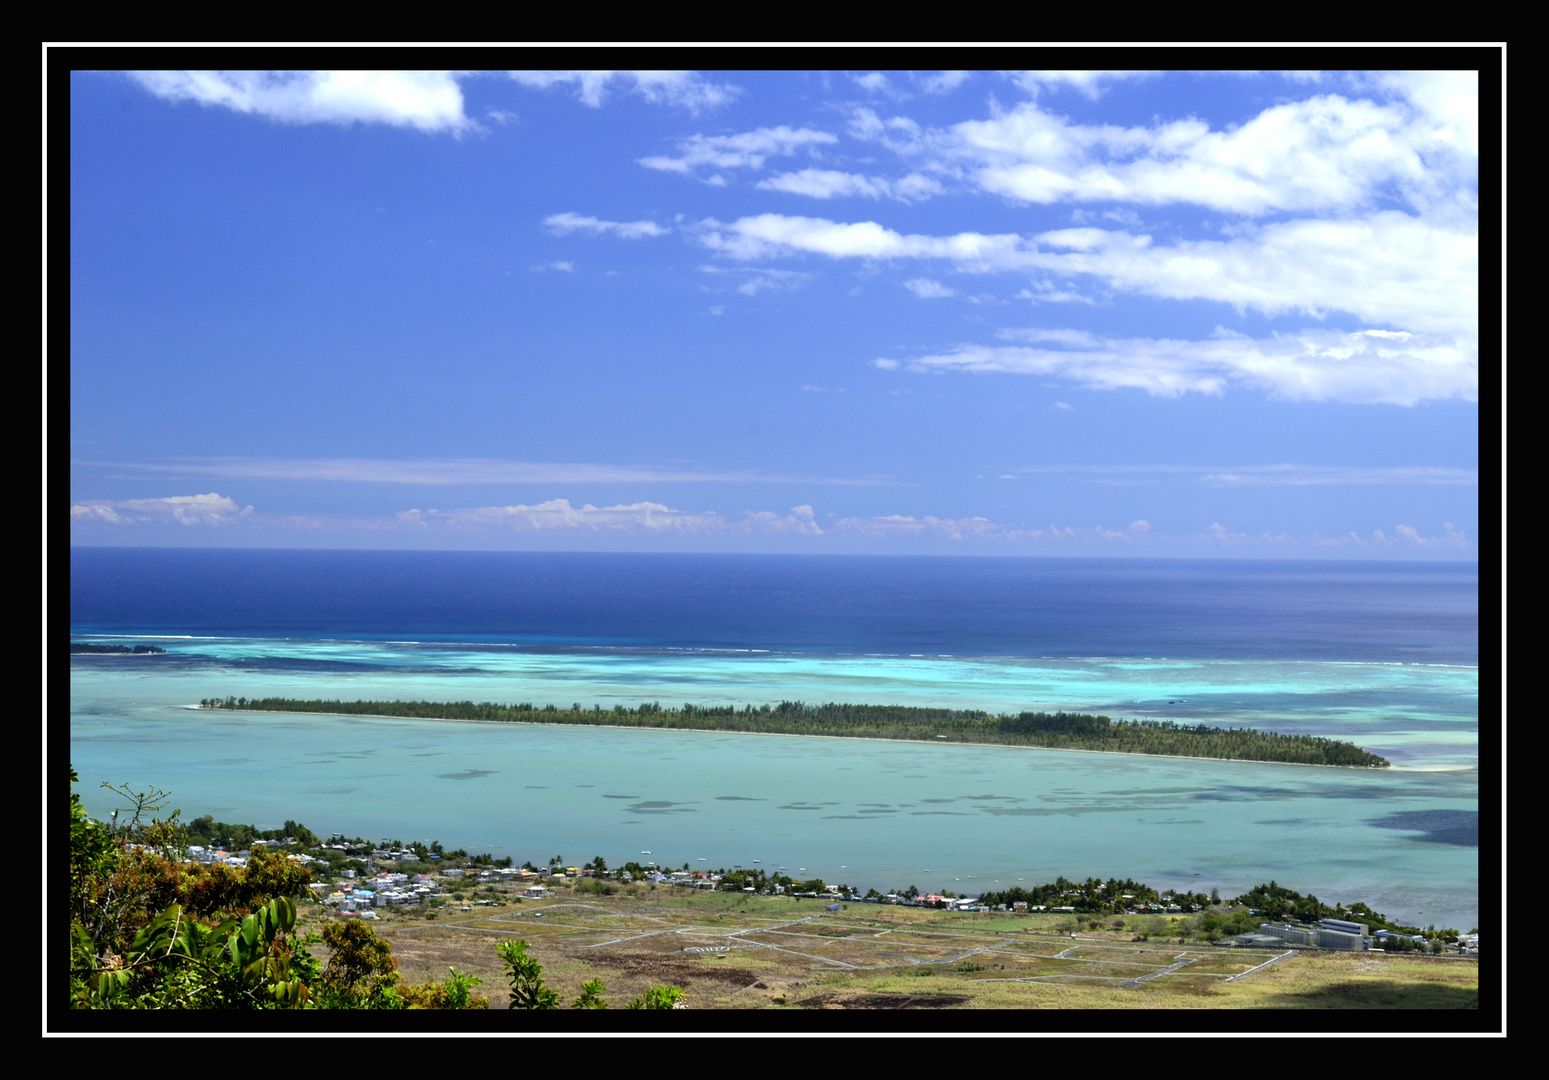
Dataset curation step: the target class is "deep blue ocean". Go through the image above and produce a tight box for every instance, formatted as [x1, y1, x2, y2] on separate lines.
[69, 549, 1478, 663]
[69, 549, 1481, 929]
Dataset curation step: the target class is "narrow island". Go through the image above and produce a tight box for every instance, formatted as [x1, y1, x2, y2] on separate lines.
[71, 642, 166, 655]
[197, 697, 1390, 768]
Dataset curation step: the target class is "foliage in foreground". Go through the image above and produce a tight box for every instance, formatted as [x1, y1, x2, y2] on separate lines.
[68, 766, 685, 1011]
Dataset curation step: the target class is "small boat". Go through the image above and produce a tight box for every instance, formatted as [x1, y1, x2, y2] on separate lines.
[641, 851, 651, 855]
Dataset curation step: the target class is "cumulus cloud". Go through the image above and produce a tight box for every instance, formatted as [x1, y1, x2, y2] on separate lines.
[543, 212, 667, 239]
[834, 514, 1136, 543]
[70, 493, 253, 525]
[742, 505, 825, 535]
[702, 212, 1476, 341]
[506, 70, 738, 112]
[903, 277, 955, 299]
[405, 500, 824, 536]
[757, 169, 943, 202]
[126, 71, 472, 133]
[1017, 280, 1096, 305]
[1009, 70, 1159, 99]
[638, 126, 837, 177]
[876, 327, 1475, 405]
[1394, 522, 1469, 547]
[944, 90, 1474, 215]
[916, 70, 971, 95]
[852, 72, 893, 95]
[421, 499, 722, 533]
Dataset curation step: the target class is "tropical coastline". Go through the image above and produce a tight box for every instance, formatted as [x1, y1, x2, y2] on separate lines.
[197, 697, 1393, 768]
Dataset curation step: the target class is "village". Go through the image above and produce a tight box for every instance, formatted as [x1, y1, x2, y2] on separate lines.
[179, 833, 1478, 957]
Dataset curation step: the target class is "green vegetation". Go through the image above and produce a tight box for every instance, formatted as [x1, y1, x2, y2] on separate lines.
[67, 766, 690, 1011]
[974, 876, 1210, 915]
[970, 878, 1465, 946]
[72, 642, 165, 654]
[198, 697, 1390, 768]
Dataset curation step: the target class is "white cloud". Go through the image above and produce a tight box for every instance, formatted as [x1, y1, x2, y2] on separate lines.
[92, 456, 880, 487]
[704, 207, 1476, 401]
[742, 505, 825, 535]
[1005, 463, 1478, 486]
[837, 513, 1007, 540]
[903, 277, 955, 299]
[1009, 71, 1159, 99]
[1373, 71, 1479, 159]
[878, 326, 1474, 404]
[126, 71, 472, 133]
[757, 169, 943, 202]
[834, 513, 1135, 543]
[410, 499, 824, 536]
[852, 72, 893, 95]
[847, 107, 927, 154]
[1027, 216, 1478, 340]
[1200, 465, 1478, 487]
[700, 210, 1462, 337]
[1394, 522, 1469, 547]
[945, 91, 1474, 215]
[1000, 327, 1101, 347]
[640, 126, 838, 177]
[70, 493, 253, 525]
[916, 70, 970, 95]
[543, 212, 667, 239]
[427, 499, 724, 533]
[704, 212, 1477, 338]
[1208, 521, 1252, 543]
[1129, 519, 1150, 533]
[506, 70, 737, 112]
[699, 213, 1019, 264]
[698, 265, 812, 296]
[1017, 281, 1096, 305]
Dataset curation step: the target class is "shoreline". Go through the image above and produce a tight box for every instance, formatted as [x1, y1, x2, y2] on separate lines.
[185, 706, 1394, 771]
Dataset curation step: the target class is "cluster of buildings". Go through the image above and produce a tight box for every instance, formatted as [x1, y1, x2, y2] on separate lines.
[317, 871, 447, 915]
[1242, 917, 1373, 951]
[1235, 918, 1478, 954]
[184, 843, 318, 871]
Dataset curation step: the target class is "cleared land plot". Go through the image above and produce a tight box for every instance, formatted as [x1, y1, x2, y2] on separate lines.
[342, 887, 1477, 1010]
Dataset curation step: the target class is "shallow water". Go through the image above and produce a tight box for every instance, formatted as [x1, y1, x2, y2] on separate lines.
[69, 637, 1479, 930]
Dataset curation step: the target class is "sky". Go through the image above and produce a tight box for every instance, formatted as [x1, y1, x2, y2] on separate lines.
[67, 67, 1483, 558]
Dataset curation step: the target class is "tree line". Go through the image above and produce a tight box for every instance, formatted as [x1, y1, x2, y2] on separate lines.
[199, 696, 1390, 768]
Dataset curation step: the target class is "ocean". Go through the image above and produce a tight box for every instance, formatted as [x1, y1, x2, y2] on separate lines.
[68, 549, 1480, 930]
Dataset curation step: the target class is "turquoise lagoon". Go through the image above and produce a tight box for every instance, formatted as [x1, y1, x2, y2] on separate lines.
[68, 636, 1480, 930]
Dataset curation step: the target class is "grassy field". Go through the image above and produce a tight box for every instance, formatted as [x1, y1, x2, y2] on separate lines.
[305, 880, 1479, 1010]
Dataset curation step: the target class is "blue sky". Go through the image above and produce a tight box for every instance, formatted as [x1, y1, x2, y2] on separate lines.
[68, 68, 1481, 558]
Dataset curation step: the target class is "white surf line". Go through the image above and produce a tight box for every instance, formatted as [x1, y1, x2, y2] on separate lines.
[1223, 950, 1297, 982]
